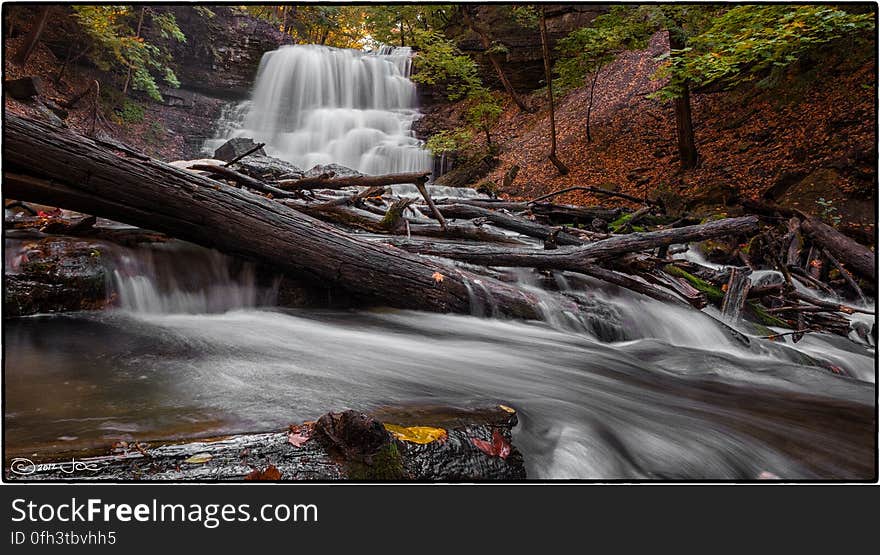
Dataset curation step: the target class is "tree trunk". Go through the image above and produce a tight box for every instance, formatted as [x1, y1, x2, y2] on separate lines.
[122, 7, 146, 96]
[3, 115, 543, 319]
[433, 203, 584, 246]
[461, 7, 533, 113]
[13, 5, 50, 66]
[386, 216, 760, 272]
[276, 171, 432, 191]
[668, 30, 698, 170]
[540, 7, 569, 175]
[800, 217, 875, 282]
[586, 68, 601, 143]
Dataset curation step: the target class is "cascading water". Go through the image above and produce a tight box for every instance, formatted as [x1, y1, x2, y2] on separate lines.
[203, 45, 432, 175]
[4, 42, 876, 479]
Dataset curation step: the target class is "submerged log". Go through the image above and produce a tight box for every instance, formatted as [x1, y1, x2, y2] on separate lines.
[4, 115, 542, 319]
[276, 171, 432, 191]
[6, 407, 525, 481]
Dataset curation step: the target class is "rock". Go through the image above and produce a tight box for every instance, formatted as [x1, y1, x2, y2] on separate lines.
[160, 87, 196, 108]
[167, 7, 293, 99]
[4, 76, 43, 100]
[234, 155, 304, 180]
[4, 236, 110, 317]
[213, 137, 267, 161]
[304, 163, 362, 179]
[433, 155, 497, 188]
[443, 5, 606, 93]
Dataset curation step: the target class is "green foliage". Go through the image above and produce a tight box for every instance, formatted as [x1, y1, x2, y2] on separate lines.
[410, 29, 483, 101]
[425, 128, 473, 155]
[464, 89, 504, 145]
[71, 5, 185, 101]
[115, 99, 144, 123]
[656, 5, 875, 98]
[815, 197, 842, 226]
[556, 6, 656, 92]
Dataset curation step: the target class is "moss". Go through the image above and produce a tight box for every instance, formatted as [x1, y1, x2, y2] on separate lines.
[608, 213, 632, 233]
[747, 301, 793, 329]
[346, 443, 406, 480]
[664, 265, 725, 304]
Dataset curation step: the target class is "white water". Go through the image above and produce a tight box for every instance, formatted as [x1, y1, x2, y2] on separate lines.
[204, 45, 432, 175]
[5, 236, 876, 479]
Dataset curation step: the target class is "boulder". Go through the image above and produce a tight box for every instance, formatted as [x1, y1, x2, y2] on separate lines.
[213, 137, 267, 161]
[4, 76, 43, 100]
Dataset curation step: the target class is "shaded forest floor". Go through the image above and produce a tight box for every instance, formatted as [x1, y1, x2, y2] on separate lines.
[424, 33, 876, 237]
[4, 36, 223, 161]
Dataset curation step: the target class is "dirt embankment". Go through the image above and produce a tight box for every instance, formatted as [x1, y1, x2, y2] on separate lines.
[422, 33, 876, 235]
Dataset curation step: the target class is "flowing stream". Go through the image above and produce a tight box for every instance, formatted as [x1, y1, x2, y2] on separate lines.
[4, 45, 876, 480]
[4, 234, 876, 479]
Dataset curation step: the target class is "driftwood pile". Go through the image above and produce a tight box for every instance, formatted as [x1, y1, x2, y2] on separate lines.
[4, 115, 875, 344]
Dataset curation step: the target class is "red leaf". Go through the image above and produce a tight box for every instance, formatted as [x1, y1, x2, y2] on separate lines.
[287, 424, 312, 447]
[245, 464, 282, 481]
[471, 429, 511, 459]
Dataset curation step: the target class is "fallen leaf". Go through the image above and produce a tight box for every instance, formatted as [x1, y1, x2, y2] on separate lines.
[183, 453, 212, 464]
[384, 424, 447, 444]
[245, 465, 282, 481]
[288, 424, 312, 447]
[498, 404, 516, 413]
[471, 429, 511, 459]
[432, 271, 445, 283]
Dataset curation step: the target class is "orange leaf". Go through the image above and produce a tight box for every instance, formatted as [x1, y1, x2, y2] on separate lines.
[245, 464, 282, 481]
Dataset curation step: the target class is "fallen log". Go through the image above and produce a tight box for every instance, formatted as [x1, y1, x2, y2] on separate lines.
[6, 407, 525, 481]
[800, 216, 875, 282]
[188, 163, 300, 199]
[720, 267, 752, 322]
[433, 203, 584, 246]
[822, 247, 868, 305]
[276, 171, 431, 191]
[386, 216, 760, 272]
[529, 185, 663, 210]
[4, 115, 542, 319]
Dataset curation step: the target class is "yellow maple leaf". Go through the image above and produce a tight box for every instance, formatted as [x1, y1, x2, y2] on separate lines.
[384, 424, 448, 444]
[432, 272, 445, 283]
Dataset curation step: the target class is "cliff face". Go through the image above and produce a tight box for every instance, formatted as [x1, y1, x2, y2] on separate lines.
[445, 4, 607, 93]
[168, 6, 291, 99]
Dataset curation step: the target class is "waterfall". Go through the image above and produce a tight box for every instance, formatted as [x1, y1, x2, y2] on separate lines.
[110, 242, 278, 314]
[205, 45, 432, 175]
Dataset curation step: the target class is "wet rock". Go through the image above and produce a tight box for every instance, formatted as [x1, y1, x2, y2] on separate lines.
[213, 137, 267, 161]
[304, 163, 362, 179]
[8, 406, 526, 481]
[4, 236, 111, 317]
[167, 7, 292, 99]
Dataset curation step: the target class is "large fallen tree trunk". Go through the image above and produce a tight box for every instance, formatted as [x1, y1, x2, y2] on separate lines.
[4, 115, 541, 318]
[800, 216, 875, 282]
[385, 216, 760, 272]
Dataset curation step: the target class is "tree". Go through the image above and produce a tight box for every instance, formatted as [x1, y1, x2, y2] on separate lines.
[460, 5, 534, 113]
[556, 6, 654, 142]
[661, 5, 875, 93]
[539, 6, 568, 175]
[70, 5, 185, 101]
[13, 5, 51, 66]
